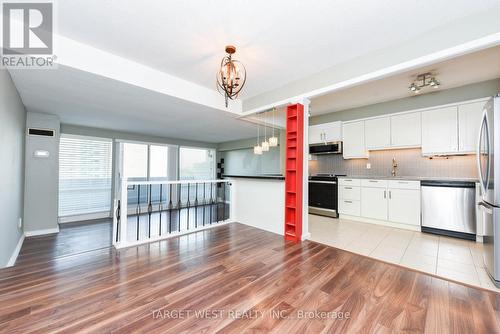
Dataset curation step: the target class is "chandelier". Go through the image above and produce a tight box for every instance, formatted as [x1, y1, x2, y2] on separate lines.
[217, 45, 246, 107]
[409, 72, 440, 94]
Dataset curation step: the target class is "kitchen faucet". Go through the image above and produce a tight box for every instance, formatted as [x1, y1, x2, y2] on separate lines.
[391, 157, 398, 177]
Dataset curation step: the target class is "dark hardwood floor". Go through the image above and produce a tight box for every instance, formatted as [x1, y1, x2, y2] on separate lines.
[1, 222, 500, 333]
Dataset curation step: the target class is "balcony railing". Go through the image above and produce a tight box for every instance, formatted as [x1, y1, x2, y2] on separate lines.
[113, 179, 233, 248]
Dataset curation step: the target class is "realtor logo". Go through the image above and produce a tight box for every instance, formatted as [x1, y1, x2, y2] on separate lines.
[2, 2, 53, 54]
[1, 1, 55, 68]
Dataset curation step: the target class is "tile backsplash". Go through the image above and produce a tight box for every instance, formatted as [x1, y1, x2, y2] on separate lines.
[309, 148, 478, 178]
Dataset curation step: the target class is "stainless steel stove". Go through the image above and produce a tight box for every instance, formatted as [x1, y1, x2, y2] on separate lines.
[308, 173, 346, 218]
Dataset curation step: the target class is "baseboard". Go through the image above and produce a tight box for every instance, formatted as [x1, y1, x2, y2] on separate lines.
[6, 234, 25, 267]
[25, 227, 60, 237]
[59, 212, 111, 224]
[339, 214, 421, 232]
[301, 232, 311, 241]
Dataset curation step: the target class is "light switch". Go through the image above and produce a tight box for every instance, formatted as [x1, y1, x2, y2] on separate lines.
[366, 163, 371, 169]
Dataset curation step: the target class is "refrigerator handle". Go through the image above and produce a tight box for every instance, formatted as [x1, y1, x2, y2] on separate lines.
[477, 110, 489, 195]
[478, 202, 493, 215]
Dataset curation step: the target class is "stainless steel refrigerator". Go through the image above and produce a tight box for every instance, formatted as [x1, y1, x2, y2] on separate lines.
[478, 94, 500, 287]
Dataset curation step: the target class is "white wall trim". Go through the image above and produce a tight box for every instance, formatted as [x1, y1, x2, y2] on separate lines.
[243, 32, 500, 115]
[6, 234, 25, 267]
[25, 227, 60, 237]
[301, 232, 311, 241]
[58, 212, 111, 224]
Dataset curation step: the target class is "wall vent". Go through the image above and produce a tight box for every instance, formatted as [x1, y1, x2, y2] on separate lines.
[28, 128, 55, 137]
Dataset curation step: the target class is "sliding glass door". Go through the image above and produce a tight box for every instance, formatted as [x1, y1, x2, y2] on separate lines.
[58, 135, 113, 221]
[121, 142, 172, 206]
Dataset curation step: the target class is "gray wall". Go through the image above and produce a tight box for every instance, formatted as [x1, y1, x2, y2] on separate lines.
[0, 70, 26, 267]
[311, 79, 500, 125]
[217, 131, 286, 176]
[24, 112, 60, 233]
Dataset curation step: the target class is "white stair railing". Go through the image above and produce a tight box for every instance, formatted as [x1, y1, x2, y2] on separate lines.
[112, 179, 233, 249]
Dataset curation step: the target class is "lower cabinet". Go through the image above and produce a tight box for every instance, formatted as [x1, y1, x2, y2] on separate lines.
[339, 199, 361, 216]
[338, 178, 421, 230]
[361, 187, 388, 220]
[387, 188, 421, 226]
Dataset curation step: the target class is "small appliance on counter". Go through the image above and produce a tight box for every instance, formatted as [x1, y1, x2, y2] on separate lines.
[477, 94, 500, 287]
[308, 173, 346, 218]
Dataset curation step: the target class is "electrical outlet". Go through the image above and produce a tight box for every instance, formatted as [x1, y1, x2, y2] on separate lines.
[366, 163, 371, 169]
[18, 217, 22, 229]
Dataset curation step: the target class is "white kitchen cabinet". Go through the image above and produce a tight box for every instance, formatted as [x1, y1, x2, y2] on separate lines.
[309, 125, 324, 144]
[390, 112, 421, 147]
[421, 106, 458, 155]
[458, 101, 485, 153]
[339, 199, 361, 216]
[361, 187, 388, 220]
[309, 121, 342, 144]
[342, 121, 368, 159]
[339, 185, 361, 201]
[388, 188, 421, 226]
[365, 117, 391, 150]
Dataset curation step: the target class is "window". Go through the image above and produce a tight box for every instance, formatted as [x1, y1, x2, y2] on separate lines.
[123, 143, 148, 179]
[149, 145, 169, 179]
[122, 143, 169, 180]
[179, 147, 215, 180]
[59, 135, 113, 218]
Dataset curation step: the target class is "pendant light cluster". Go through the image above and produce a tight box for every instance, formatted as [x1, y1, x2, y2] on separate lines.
[254, 108, 279, 155]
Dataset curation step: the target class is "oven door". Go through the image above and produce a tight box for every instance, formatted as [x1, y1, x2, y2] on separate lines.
[308, 180, 337, 217]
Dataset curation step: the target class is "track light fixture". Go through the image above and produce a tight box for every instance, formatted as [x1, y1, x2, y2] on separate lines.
[409, 72, 440, 94]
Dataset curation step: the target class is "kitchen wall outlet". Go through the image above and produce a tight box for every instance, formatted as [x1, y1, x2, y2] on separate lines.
[18, 217, 22, 229]
[366, 163, 371, 169]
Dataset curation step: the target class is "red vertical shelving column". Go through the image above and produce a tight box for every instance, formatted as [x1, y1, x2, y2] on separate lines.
[284, 103, 304, 242]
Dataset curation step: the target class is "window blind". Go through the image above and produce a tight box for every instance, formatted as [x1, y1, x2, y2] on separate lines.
[59, 135, 113, 217]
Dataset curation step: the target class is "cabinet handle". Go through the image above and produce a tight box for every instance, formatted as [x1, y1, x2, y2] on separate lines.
[384, 190, 386, 199]
[344, 200, 352, 204]
[344, 187, 352, 190]
[369, 180, 378, 183]
[389, 190, 392, 199]
[398, 181, 409, 184]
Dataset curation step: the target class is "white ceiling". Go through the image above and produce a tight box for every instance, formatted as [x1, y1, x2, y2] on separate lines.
[7, 0, 500, 143]
[56, 0, 500, 100]
[8, 65, 258, 143]
[310, 46, 500, 115]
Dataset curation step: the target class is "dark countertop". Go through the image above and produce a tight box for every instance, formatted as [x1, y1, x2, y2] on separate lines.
[222, 174, 285, 180]
[338, 175, 479, 182]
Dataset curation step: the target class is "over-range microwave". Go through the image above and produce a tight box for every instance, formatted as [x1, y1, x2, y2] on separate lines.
[309, 141, 342, 155]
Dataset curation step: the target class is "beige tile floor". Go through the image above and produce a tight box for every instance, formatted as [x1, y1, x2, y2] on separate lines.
[309, 214, 500, 293]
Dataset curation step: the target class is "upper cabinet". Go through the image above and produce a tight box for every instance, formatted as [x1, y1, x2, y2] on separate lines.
[365, 117, 390, 150]
[390, 112, 421, 148]
[458, 101, 485, 153]
[314, 98, 487, 158]
[309, 121, 342, 144]
[421, 106, 458, 155]
[343, 121, 368, 159]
